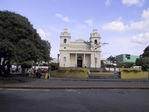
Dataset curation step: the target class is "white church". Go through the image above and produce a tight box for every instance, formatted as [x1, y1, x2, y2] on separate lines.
[59, 28, 101, 69]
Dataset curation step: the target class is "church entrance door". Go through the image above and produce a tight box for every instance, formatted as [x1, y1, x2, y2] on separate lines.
[77, 56, 83, 67]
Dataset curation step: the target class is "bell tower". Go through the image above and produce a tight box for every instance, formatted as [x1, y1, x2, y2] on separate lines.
[90, 29, 101, 69]
[90, 29, 101, 51]
[60, 28, 71, 50]
[59, 28, 71, 67]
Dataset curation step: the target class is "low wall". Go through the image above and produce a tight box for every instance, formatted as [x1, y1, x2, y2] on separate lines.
[50, 68, 89, 79]
[120, 68, 149, 80]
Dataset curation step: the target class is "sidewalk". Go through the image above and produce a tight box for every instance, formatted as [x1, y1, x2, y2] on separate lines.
[0, 77, 149, 89]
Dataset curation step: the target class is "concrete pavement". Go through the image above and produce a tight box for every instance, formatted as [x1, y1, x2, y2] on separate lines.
[1, 77, 149, 89]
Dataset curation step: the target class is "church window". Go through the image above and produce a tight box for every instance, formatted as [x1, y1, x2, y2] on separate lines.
[64, 39, 67, 43]
[94, 40, 97, 44]
[126, 54, 130, 60]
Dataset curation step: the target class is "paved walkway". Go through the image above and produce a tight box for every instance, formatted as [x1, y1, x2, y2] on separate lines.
[0, 77, 149, 89]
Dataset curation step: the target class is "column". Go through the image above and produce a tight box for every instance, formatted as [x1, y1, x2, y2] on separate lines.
[90, 53, 95, 68]
[66, 53, 70, 67]
[75, 53, 77, 67]
[83, 54, 86, 67]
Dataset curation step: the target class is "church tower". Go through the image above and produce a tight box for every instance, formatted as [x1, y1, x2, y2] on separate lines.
[90, 29, 101, 51]
[60, 28, 71, 50]
[59, 28, 71, 67]
[90, 29, 101, 69]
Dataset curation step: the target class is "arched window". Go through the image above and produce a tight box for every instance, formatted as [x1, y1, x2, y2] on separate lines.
[94, 40, 97, 44]
[64, 39, 67, 43]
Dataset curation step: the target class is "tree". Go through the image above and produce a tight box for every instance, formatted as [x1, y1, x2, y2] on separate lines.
[136, 45, 149, 71]
[0, 40, 14, 75]
[136, 58, 142, 66]
[142, 46, 149, 57]
[107, 56, 117, 67]
[107, 56, 116, 64]
[0, 11, 50, 75]
[122, 62, 134, 68]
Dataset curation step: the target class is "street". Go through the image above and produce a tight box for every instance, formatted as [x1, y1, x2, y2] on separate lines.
[0, 89, 149, 112]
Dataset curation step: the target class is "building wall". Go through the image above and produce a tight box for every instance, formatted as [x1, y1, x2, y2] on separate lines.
[123, 54, 139, 63]
[59, 29, 101, 68]
[85, 54, 91, 68]
[116, 54, 139, 64]
[59, 52, 70, 67]
[70, 54, 76, 67]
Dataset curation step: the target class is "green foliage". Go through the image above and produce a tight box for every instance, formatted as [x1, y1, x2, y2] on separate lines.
[138, 57, 149, 71]
[107, 56, 116, 63]
[0, 11, 50, 75]
[124, 62, 134, 68]
[21, 61, 32, 68]
[50, 63, 59, 70]
[0, 11, 50, 63]
[117, 62, 134, 68]
[136, 45, 149, 71]
[0, 39, 15, 58]
[136, 58, 142, 66]
[143, 45, 149, 57]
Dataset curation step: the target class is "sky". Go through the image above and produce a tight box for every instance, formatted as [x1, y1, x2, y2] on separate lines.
[0, 0, 149, 59]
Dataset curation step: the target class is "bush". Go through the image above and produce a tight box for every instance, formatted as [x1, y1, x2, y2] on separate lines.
[118, 62, 134, 68]
[50, 63, 59, 70]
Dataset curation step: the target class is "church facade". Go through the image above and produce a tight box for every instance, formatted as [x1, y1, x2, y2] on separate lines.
[59, 29, 101, 69]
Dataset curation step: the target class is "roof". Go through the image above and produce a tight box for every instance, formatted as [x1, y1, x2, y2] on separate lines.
[75, 39, 85, 42]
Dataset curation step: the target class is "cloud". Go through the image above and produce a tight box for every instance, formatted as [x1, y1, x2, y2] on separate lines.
[84, 19, 94, 27]
[122, 0, 144, 6]
[102, 20, 127, 32]
[102, 8, 149, 32]
[105, 0, 111, 7]
[142, 8, 149, 19]
[55, 13, 62, 18]
[101, 9, 149, 57]
[129, 19, 149, 32]
[129, 9, 149, 32]
[131, 33, 149, 44]
[37, 28, 48, 40]
[102, 35, 141, 58]
[55, 13, 71, 22]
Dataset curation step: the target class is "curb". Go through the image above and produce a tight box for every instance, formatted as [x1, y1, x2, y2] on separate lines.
[0, 86, 149, 90]
[48, 78, 149, 82]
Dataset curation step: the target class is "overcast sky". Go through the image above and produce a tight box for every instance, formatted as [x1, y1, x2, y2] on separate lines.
[1, 0, 149, 59]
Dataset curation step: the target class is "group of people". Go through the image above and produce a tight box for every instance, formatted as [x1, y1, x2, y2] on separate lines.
[32, 68, 49, 79]
[35, 68, 42, 78]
